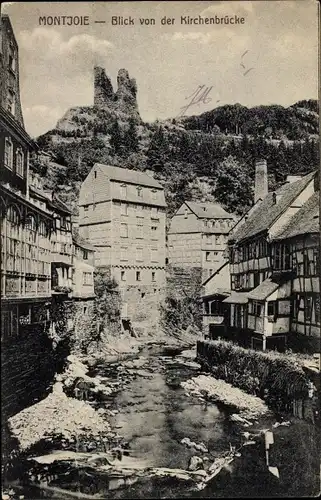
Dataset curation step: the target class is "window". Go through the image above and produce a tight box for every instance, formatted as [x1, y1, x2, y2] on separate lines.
[151, 190, 157, 201]
[315, 295, 320, 325]
[83, 250, 88, 260]
[267, 301, 278, 317]
[151, 226, 158, 238]
[253, 272, 260, 288]
[136, 224, 143, 239]
[39, 221, 48, 237]
[16, 149, 24, 177]
[83, 272, 93, 285]
[136, 247, 143, 261]
[137, 187, 143, 197]
[136, 271, 141, 281]
[206, 251, 210, 261]
[121, 270, 126, 281]
[7, 90, 15, 115]
[184, 208, 189, 219]
[120, 223, 128, 238]
[251, 301, 263, 317]
[311, 249, 320, 276]
[305, 296, 313, 322]
[151, 249, 158, 262]
[25, 214, 36, 232]
[4, 138, 13, 169]
[152, 271, 156, 282]
[303, 251, 310, 276]
[121, 203, 128, 216]
[274, 244, 291, 270]
[120, 247, 128, 261]
[60, 217, 67, 230]
[121, 184, 127, 197]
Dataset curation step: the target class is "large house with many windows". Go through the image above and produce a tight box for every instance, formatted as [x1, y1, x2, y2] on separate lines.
[78, 164, 167, 332]
[168, 201, 235, 282]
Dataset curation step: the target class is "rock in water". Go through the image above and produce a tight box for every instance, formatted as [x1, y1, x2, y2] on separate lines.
[188, 456, 204, 471]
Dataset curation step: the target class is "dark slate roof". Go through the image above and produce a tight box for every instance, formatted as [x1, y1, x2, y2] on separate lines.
[95, 164, 163, 189]
[272, 192, 319, 240]
[247, 279, 279, 301]
[229, 171, 316, 243]
[186, 201, 234, 219]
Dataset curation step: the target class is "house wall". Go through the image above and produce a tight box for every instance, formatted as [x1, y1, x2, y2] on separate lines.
[72, 257, 95, 299]
[168, 204, 232, 274]
[203, 262, 230, 297]
[290, 235, 320, 343]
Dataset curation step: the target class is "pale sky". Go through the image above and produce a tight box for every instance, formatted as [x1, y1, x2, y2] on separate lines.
[2, 0, 319, 138]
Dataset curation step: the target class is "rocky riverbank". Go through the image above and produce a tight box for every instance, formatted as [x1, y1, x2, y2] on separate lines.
[182, 374, 271, 424]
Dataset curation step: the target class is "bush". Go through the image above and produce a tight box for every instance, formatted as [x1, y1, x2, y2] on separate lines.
[197, 339, 310, 412]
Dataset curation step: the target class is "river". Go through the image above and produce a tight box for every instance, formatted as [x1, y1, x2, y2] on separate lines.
[5, 345, 320, 498]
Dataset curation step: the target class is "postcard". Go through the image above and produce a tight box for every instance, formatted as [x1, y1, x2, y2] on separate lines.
[1, 1, 320, 498]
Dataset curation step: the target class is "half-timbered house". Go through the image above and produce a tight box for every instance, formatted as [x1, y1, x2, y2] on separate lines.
[226, 162, 318, 352]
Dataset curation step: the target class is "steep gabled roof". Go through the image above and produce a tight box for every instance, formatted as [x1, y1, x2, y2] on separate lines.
[229, 171, 316, 244]
[94, 164, 163, 189]
[272, 191, 319, 240]
[185, 201, 234, 219]
[73, 234, 95, 251]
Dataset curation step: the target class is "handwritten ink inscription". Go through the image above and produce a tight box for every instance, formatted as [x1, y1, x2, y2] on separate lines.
[177, 85, 213, 118]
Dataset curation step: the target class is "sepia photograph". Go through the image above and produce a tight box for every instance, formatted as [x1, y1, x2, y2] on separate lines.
[0, 0, 320, 498]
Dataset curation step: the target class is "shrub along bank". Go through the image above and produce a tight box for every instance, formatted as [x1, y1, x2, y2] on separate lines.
[197, 340, 312, 413]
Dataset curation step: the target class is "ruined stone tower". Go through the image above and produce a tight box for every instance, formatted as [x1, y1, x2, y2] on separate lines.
[93, 66, 140, 119]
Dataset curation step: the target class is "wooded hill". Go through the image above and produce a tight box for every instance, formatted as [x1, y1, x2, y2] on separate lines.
[34, 99, 319, 217]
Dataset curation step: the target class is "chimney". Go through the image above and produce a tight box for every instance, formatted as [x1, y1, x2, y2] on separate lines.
[254, 159, 268, 204]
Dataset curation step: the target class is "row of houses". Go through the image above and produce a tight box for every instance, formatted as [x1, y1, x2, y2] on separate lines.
[0, 15, 95, 341]
[202, 161, 320, 353]
[1, 13, 319, 354]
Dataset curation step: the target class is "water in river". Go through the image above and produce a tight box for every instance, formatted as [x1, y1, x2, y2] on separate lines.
[6, 346, 320, 498]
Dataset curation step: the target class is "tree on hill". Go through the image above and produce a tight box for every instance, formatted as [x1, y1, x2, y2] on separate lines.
[214, 156, 253, 215]
[110, 120, 123, 155]
[123, 117, 139, 153]
[147, 126, 169, 169]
